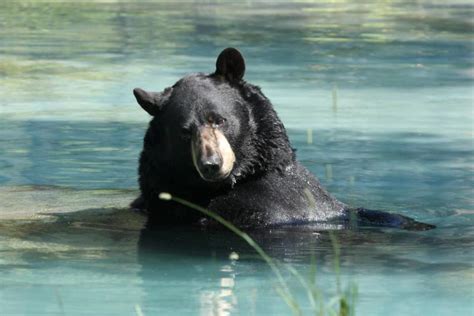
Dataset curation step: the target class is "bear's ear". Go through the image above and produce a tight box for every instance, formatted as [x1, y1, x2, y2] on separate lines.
[215, 47, 245, 83]
[133, 88, 163, 116]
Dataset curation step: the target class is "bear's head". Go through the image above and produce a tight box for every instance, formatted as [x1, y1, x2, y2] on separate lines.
[134, 48, 294, 189]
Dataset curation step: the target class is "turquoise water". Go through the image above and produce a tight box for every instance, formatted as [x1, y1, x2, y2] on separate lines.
[0, 1, 473, 315]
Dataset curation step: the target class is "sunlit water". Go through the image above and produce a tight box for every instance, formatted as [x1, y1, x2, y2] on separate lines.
[0, 1, 473, 315]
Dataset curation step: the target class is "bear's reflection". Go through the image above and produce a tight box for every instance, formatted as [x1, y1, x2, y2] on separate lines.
[135, 224, 339, 315]
[137, 226, 250, 315]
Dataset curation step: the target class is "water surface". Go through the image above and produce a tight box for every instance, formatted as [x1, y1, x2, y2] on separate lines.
[0, 1, 473, 315]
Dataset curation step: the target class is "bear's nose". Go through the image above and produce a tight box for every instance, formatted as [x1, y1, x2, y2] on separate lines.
[201, 155, 222, 175]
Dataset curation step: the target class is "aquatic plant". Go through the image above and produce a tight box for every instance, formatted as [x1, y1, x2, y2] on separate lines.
[159, 192, 357, 316]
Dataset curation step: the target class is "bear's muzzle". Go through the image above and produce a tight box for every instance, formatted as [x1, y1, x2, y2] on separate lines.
[191, 125, 235, 182]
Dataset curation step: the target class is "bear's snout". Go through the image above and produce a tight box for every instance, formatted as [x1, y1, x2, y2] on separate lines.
[191, 125, 235, 182]
[200, 155, 222, 179]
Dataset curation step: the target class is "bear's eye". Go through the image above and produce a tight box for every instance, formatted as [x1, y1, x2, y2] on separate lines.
[211, 117, 226, 128]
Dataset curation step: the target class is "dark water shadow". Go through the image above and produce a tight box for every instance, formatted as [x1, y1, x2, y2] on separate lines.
[1, 206, 471, 273]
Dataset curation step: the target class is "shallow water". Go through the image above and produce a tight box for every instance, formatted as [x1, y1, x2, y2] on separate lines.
[0, 1, 473, 315]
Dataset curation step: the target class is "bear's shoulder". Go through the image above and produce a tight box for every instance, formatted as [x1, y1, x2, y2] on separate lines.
[208, 162, 345, 227]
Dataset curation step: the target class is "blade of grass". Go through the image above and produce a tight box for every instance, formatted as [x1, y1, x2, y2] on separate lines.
[285, 264, 317, 310]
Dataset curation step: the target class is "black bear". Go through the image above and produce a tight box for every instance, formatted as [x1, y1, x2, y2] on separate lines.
[132, 48, 434, 231]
